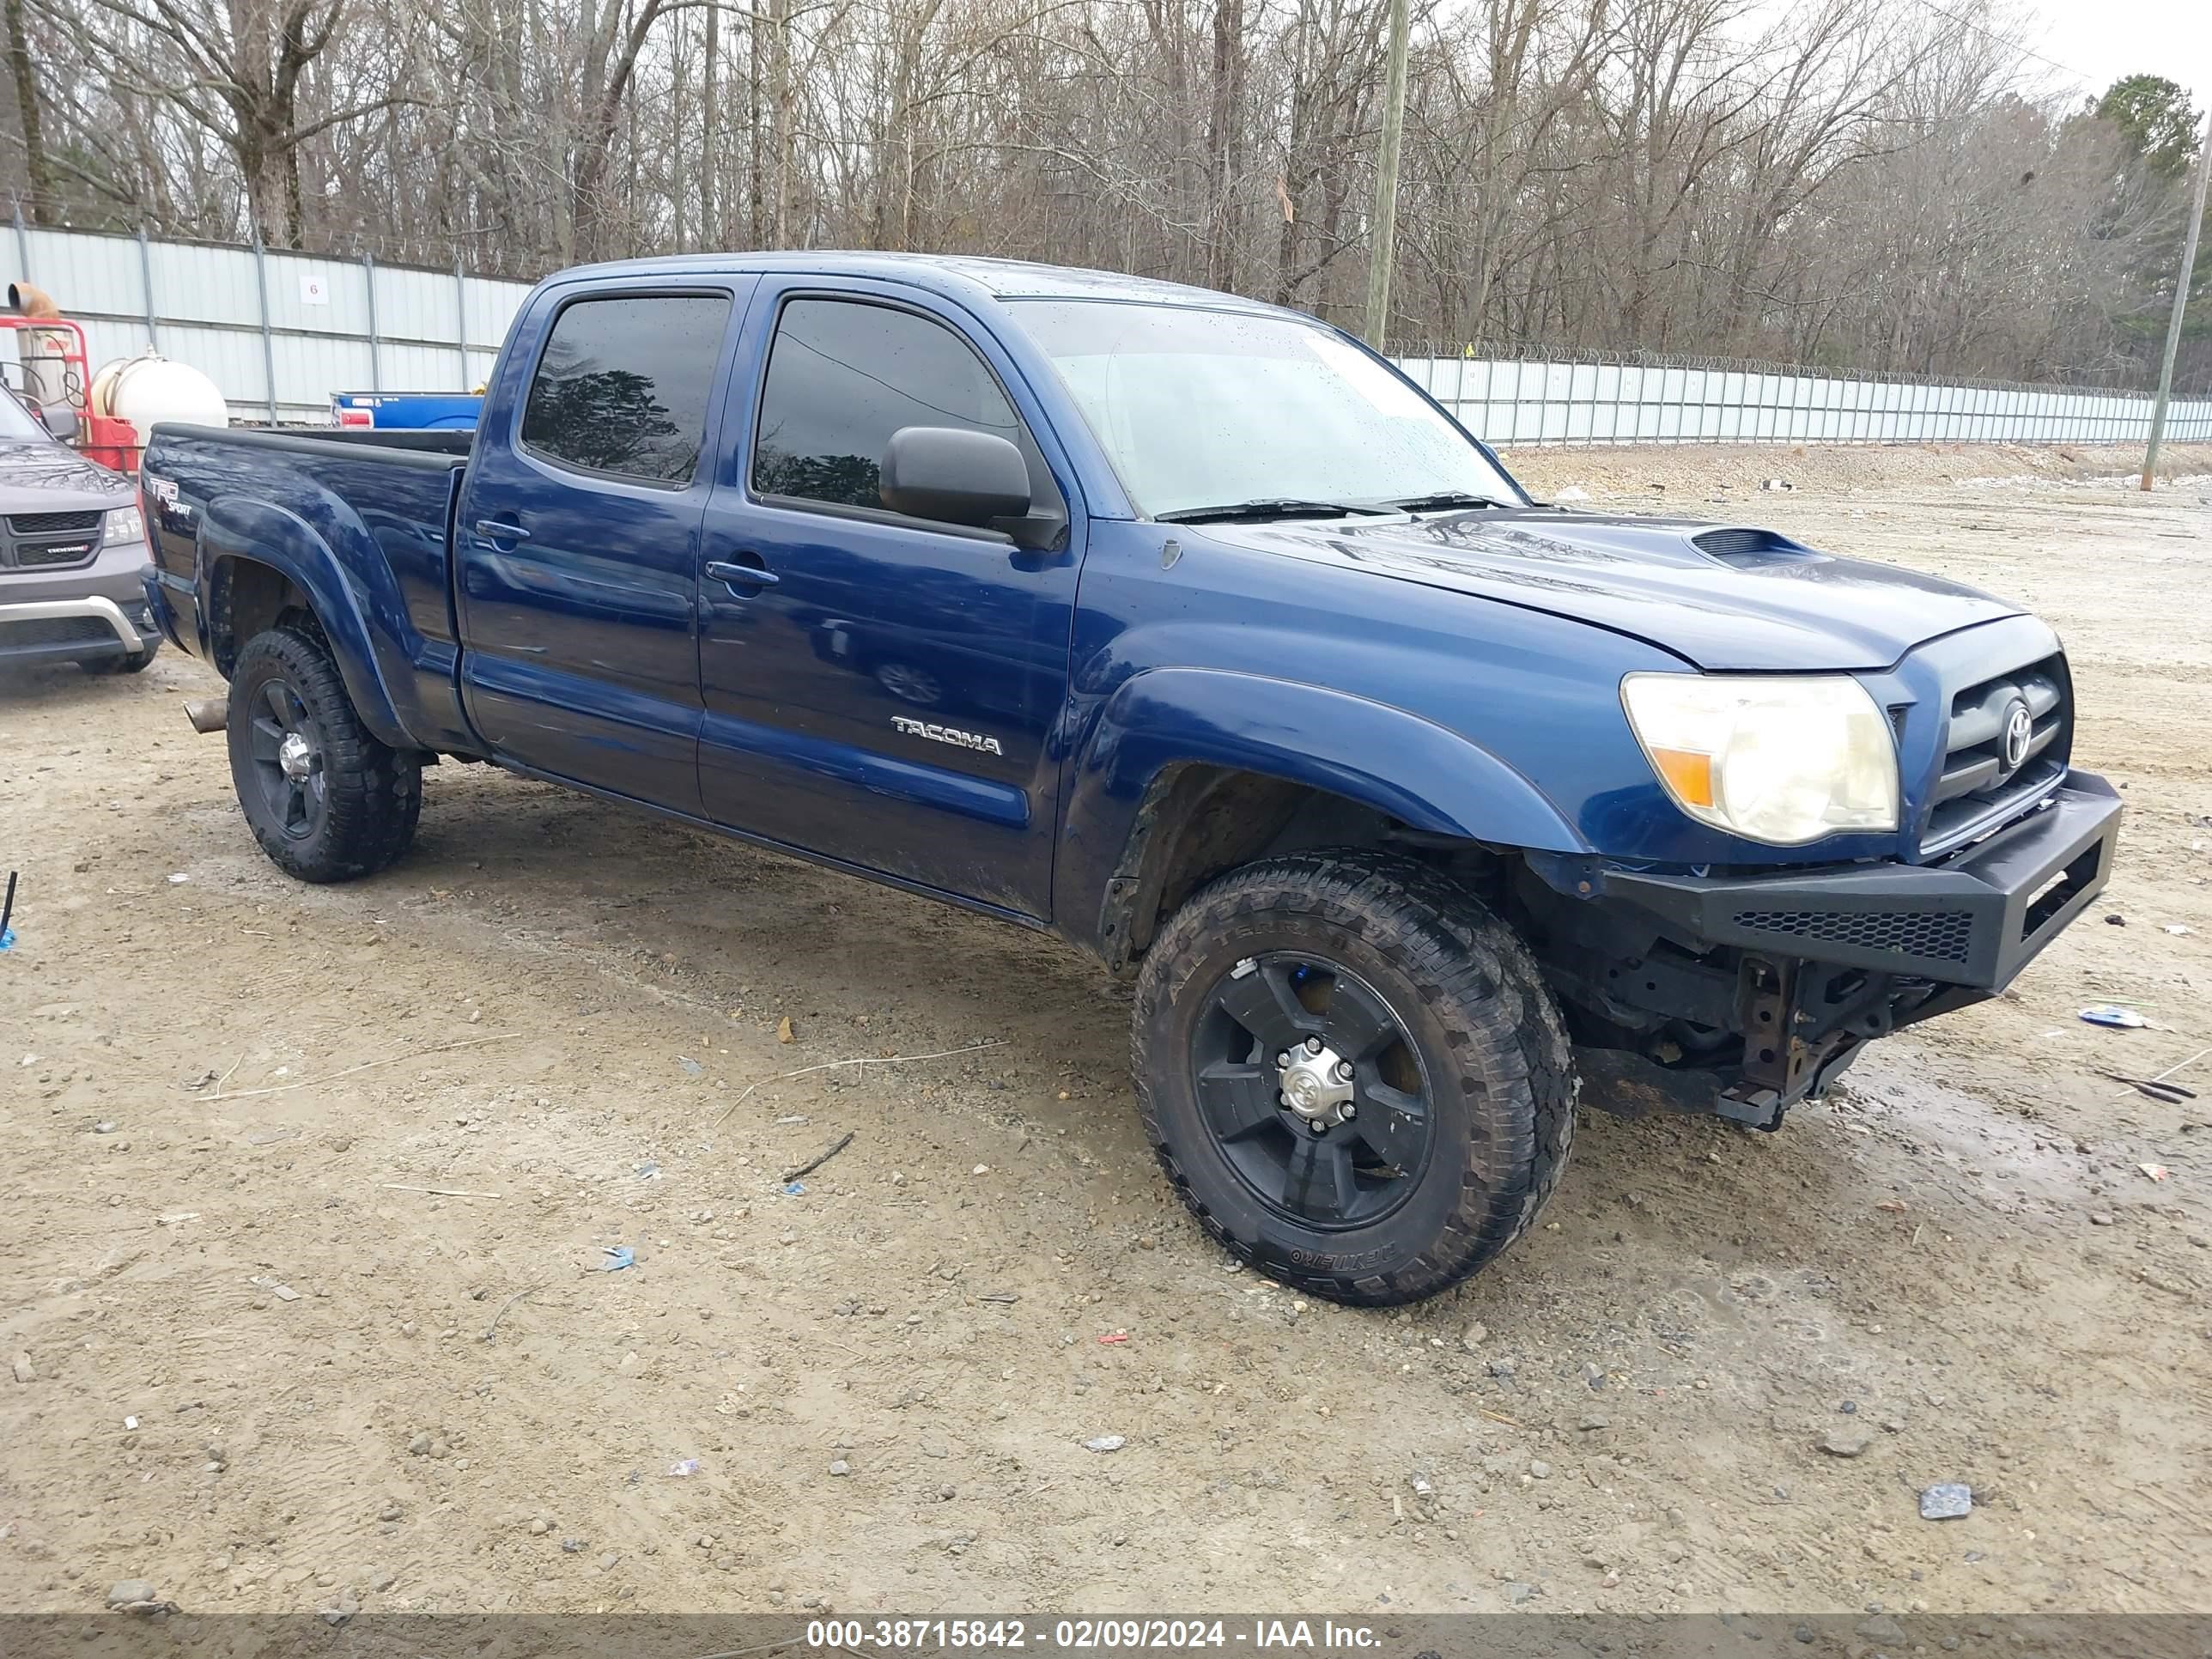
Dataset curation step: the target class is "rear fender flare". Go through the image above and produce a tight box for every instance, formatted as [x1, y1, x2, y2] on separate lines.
[199, 497, 410, 747]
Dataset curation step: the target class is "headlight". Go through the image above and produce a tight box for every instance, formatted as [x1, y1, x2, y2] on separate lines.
[105, 506, 146, 545]
[1621, 672, 1899, 845]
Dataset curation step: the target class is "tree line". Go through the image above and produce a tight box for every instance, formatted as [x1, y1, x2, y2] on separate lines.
[3, 0, 2207, 388]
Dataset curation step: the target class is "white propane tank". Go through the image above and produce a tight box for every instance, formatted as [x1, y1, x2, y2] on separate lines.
[90, 349, 228, 434]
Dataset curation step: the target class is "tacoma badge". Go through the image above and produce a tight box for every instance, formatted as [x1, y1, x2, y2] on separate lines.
[892, 714, 1004, 757]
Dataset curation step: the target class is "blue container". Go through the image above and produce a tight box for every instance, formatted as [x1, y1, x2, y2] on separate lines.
[331, 391, 483, 430]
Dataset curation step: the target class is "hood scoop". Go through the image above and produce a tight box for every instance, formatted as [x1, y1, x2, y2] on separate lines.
[1690, 526, 1820, 566]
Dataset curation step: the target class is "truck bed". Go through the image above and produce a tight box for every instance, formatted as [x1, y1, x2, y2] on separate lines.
[141, 422, 477, 753]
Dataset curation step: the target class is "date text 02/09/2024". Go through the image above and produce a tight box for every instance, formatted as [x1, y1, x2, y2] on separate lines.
[803, 1620, 1382, 1650]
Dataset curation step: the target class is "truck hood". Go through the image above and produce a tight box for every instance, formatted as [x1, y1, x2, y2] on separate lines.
[1199, 507, 2022, 672]
[0, 438, 133, 511]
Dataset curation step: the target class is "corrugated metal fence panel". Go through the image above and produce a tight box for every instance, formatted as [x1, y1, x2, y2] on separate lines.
[275, 331, 378, 408]
[380, 342, 473, 392]
[9, 225, 2209, 441]
[464, 279, 519, 361]
[374, 264, 461, 356]
[263, 248, 353, 334]
[148, 240, 264, 327]
[21, 225, 143, 317]
[1406, 357, 2212, 447]
[156, 325, 273, 409]
[7, 224, 531, 421]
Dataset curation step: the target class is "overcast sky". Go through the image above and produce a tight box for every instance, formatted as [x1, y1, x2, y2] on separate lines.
[2026, 0, 2212, 112]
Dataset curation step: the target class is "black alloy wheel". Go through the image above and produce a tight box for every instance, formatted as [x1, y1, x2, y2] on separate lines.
[1190, 951, 1437, 1229]
[1132, 848, 1576, 1305]
[243, 676, 330, 842]
[226, 624, 422, 883]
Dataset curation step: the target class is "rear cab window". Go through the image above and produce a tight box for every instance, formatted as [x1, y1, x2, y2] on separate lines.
[520, 294, 732, 486]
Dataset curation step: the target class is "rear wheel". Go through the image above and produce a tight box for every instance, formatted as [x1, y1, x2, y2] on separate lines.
[226, 625, 421, 883]
[1132, 848, 1575, 1305]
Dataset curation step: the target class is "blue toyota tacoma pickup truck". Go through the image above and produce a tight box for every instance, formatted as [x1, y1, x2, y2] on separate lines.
[138, 252, 2121, 1305]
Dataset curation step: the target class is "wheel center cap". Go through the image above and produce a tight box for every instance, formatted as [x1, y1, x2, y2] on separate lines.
[1279, 1042, 1356, 1125]
[277, 731, 314, 781]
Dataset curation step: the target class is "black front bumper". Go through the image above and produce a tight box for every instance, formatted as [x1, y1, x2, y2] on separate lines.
[1600, 772, 2122, 993]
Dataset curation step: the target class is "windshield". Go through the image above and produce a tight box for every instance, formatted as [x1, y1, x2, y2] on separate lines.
[1012, 300, 1520, 519]
[0, 387, 52, 443]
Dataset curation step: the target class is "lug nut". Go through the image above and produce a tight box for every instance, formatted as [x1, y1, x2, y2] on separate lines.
[1304, 1036, 1323, 1054]
[1333, 1060, 1353, 1082]
[1279, 1091, 1292, 1106]
[1308, 1119, 1327, 1135]
[1276, 1052, 1291, 1068]
[1340, 1103, 1357, 1120]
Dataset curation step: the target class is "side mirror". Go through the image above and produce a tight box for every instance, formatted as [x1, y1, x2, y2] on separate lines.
[38, 402, 80, 443]
[879, 425, 1030, 529]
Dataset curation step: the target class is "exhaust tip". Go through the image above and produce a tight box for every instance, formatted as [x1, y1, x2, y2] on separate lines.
[183, 697, 227, 734]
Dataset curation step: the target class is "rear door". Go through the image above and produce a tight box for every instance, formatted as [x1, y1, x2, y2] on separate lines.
[456, 278, 752, 811]
[696, 281, 1083, 918]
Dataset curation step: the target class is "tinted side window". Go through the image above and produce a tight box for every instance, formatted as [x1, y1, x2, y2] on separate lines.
[521, 295, 731, 484]
[753, 299, 1046, 512]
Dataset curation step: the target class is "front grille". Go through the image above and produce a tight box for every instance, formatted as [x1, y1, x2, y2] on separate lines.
[9, 510, 102, 536]
[1923, 653, 2069, 856]
[0, 615, 112, 647]
[2, 508, 104, 571]
[15, 538, 97, 568]
[1734, 906, 1974, 963]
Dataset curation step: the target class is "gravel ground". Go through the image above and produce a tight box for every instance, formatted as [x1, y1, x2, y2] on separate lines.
[2, 443, 2208, 1620]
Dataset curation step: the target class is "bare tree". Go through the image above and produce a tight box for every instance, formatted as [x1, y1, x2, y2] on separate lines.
[53, 0, 417, 246]
[4, 0, 55, 221]
[11, 0, 2203, 388]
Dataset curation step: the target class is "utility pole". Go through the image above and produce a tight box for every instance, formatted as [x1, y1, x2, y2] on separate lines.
[2142, 101, 2212, 491]
[1362, 0, 1412, 349]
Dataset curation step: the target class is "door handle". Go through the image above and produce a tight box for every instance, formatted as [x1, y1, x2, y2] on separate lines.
[474, 519, 532, 544]
[706, 557, 780, 591]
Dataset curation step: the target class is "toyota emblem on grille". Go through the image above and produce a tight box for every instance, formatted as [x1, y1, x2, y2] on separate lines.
[2000, 699, 2034, 774]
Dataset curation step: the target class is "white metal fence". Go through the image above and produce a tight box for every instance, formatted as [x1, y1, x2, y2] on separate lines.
[11, 221, 2211, 445]
[1398, 354, 2212, 447]
[8, 221, 531, 422]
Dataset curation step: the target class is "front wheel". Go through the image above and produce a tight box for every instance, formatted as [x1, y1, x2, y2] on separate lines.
[226, 625, 422, 883]
[1132, 849, 1575, 1306]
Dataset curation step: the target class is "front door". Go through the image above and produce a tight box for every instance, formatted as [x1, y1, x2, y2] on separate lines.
[696, 284, 1082, 918]
[456, 281, 748, 811]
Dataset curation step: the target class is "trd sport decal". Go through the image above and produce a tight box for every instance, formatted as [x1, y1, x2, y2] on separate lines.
[892, 715, 1004, 757]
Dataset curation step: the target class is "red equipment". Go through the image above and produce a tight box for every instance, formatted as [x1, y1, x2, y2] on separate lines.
[0, 312, 144, 474]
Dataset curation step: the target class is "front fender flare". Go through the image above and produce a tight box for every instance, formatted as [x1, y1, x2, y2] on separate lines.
[1054, 666, 1589, 953]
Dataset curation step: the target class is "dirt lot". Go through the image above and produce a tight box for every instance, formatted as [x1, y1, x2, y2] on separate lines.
[3, 442, 2209, 1620]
